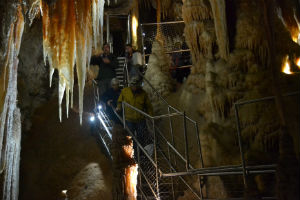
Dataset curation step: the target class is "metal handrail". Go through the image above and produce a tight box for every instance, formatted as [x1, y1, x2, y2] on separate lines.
[111, 106, 159, 169]
[91, 63, 288, 199]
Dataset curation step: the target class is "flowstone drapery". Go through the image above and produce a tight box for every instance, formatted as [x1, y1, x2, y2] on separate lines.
[0, 4, 24, 200]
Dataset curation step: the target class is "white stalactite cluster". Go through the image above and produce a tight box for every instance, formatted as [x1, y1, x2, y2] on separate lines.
[0, 5, 24, 200]
[40, 0, 105, 124]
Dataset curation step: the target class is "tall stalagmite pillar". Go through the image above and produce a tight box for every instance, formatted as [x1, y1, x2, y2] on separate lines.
[111, 125, 138, 200]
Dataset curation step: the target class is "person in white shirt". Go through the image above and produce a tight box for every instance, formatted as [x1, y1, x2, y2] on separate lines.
[125, 44, 143, 78]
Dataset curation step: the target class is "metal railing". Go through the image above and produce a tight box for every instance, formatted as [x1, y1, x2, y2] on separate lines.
[140, 21, 192, 70]
[91, 64, 299, 199]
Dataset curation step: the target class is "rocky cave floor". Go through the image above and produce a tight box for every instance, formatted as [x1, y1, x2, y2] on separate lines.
[19, 97, 112, 200]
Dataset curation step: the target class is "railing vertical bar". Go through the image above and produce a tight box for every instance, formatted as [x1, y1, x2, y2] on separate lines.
[234, 104, 248, 187]
[141, 24, 146, 65]
[194, 122, 204, 199]
[122, 102, 126, 129]
[152, 119, 160, 198]
[183, 112, 189, 171]
[195, 123, 204, 168]
[137, 135, 142, 199]
[168, 106, 177, 167]
[106, 14, 110, 44]
[167, 145, 175, 200]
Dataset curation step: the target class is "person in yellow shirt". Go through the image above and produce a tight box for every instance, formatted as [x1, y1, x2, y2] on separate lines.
[117, 75, 153, 148]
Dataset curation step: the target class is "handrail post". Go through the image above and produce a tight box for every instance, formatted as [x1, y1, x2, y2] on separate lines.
[195, 123, 204, 199]
[137, 133, 142, 196]
[141, 24, 146, 65]
[152, 119, 160, 198]
[124, 57, 129, 86]
[183, 112, 190, 171]
[167, 145, 175, 200]
[195, 123, 204, 168]
[234, 104, 248, 188]
[122, 102, 126, 128]
[168, 106, 177, 167]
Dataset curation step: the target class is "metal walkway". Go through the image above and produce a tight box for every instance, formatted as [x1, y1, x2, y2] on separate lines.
[89, 59, 290, 199]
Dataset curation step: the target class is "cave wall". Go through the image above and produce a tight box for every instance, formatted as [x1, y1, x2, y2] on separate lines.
[18, 19, 57, 131]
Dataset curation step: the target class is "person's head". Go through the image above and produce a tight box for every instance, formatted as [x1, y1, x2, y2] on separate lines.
[103, 43, 110, 55]
[110, 78, 120, 90]
[129, 75, 142, 92]
[125, 44, 133, 56]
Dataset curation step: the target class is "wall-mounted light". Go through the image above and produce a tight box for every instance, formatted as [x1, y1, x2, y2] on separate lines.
[282, 55, 300, 74]
[282, 56, 292, 74]
[132, 15, 138, 48]
[90, 115, 95, 122]
[61, 190, 68, 199]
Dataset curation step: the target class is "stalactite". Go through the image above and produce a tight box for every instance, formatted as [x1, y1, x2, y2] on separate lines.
[28, 0, 40, 26]
[0, 5, 24, 200]
[40, 0, 105, 124]
[235, 0, 269, 64]
[182, 0, 212, 22]
[155, 0, 163, 42]
[209, 0, 229, 60]
[276, 0, 300, 44]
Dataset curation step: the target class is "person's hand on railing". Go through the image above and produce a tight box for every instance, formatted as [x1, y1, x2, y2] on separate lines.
[115, 107, 121, 112]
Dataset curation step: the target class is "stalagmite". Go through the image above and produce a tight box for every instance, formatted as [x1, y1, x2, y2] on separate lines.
[209, 0, 229, 60]
[111, 127, 138, 200]
[40, 0, 105, 124]
[123, 138, 138, 200]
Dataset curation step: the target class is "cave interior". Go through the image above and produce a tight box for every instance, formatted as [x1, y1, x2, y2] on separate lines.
[0, 0, 300, 199]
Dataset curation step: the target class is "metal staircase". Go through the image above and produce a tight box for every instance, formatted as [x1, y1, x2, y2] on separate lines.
[115, 57, 127, 88]
[91, 58, 283, 200]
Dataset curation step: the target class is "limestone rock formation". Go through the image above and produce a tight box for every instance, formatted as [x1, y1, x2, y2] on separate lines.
[144, 40, 175, 113]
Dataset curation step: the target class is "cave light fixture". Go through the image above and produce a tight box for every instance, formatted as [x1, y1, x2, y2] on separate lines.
[292, 33, 300, 44]
[61, 190, 68, 199]
[90, 115, 95, 122]
[132, 15, 138, 48]
[98, 104, 102, 110]
[282, 56, 293, 74]
[296, 57, 300, 68]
